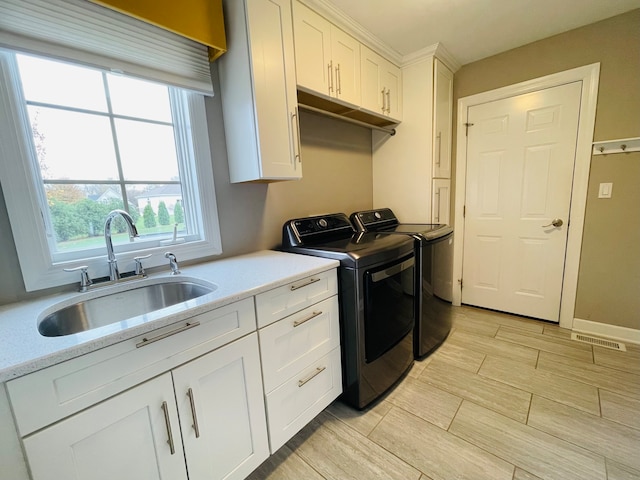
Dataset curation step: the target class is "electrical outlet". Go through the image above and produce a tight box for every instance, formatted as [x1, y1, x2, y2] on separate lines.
[598, 182, 613, 199]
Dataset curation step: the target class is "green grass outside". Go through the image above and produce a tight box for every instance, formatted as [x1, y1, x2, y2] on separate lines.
[57, 219, 185, 251]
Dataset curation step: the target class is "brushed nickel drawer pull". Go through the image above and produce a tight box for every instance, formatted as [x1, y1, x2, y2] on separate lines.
[293, 311, 322, 327]
[161, 401, 176, 455]
[136, 321, 200, 348]
[290, 277, 320, 291]
[298, 366, 326, 387]
[187, 388, 200, 438]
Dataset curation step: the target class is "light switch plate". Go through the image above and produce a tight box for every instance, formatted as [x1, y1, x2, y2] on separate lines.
[598, 182, 613, 198]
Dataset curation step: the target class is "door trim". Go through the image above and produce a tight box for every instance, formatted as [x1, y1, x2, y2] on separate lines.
[452, 63, 600, 328]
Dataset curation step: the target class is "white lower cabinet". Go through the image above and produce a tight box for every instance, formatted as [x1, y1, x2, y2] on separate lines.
[173, 333, 269, 480]
[257, 271, 342, 453]
[8, 268, 343, 479]
[23, 373, 188, 480]
[22, 332, 269, 480]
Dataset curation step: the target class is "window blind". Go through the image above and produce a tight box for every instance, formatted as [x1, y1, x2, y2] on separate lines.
[0, 0, 214, 95]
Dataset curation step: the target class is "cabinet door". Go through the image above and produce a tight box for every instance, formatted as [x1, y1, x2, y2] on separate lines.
[360, 45, 402, 121]
[360, 45, 384, 114]
[433, 59, 453, 178]
[432, 178, 451, 225]
[23, 374, 187, 480]
[247, 0, 301, 180]
[382, 61, 402, 121]
[173, 332, 269, 480]
[331, 27, 360, 106]
[293, 1, 331, 96]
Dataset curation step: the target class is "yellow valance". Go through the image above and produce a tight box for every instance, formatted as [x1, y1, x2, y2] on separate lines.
[90, 0, 227, 61]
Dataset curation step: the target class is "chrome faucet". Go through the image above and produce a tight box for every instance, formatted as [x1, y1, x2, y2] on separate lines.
[104, 209, 139, 281]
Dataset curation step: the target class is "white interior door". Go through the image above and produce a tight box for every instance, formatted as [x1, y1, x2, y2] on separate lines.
[462, 82, 582, 321]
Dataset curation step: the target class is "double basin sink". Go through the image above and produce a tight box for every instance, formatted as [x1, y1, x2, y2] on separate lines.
[38, 278, 217, 337]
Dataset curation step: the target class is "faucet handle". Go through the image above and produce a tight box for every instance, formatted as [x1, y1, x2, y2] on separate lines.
[64, 265, 92, 292]
[134, 254, 152, 277]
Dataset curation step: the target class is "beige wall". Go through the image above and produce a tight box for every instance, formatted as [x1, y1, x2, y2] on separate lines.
[0, 66, 373, 306]
[453, 9, 640, 329]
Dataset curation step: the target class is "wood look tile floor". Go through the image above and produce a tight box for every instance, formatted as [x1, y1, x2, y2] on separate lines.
[248, 306, 640, 480]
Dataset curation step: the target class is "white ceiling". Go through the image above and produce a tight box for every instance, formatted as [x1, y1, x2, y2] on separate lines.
[321, 0, 639, 66]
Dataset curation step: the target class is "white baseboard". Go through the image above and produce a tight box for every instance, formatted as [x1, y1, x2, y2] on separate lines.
[573, 318, 640, 346]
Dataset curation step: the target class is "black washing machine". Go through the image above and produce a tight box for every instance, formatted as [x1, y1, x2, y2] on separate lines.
[281, 213, 416, 409]
[351, 208, 454, 358]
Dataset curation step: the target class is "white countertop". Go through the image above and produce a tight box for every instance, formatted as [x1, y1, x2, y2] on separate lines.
[0, 250, 338, 383]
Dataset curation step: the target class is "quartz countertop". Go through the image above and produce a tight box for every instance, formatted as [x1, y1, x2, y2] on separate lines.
[0, 250, 338, 383]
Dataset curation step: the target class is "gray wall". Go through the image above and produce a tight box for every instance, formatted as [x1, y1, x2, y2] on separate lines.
[453, 9, 640, 329]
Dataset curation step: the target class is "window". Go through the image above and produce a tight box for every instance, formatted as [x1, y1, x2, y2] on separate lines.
[0, 50, 222, 291]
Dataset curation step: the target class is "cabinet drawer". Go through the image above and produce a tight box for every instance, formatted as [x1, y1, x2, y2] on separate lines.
[264, 347, 342, 453]
[8, 298, 256, 437]
[255, 269, 337, 328]
[259, 296, 339, 393]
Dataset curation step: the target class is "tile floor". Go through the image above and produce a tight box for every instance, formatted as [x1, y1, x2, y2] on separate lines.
[248, 306, 640, 480]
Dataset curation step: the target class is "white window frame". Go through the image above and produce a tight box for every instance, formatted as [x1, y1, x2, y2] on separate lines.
[0, 50, 222, 291]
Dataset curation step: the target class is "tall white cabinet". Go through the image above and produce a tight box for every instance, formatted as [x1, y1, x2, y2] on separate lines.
[373, 53, 455, 224]
[219, 0, 301, 183]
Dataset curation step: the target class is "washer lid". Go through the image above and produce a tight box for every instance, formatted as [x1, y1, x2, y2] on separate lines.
[281, 213, 414, 268]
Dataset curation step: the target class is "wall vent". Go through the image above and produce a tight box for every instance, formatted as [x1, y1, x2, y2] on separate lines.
[571, 333, 626, 351]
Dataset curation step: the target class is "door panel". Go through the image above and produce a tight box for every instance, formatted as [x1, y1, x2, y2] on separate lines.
[173, 333, 269, 480]
[331, 28, 360, 105]
[462, 82, 582, 321]
[293, 2, 331, 95]
[24, 374, 187, 480]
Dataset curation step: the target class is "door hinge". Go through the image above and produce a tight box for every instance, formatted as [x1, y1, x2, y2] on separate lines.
[464, 122, 474, 136]
[463, 205, 466, 218]
[458, 278, 463, 288]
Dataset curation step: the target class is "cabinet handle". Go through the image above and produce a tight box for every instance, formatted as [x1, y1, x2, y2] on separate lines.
[436, 132, 442, 166]
[381, 88, 386, 113]
[293, 310, 322, 327]
[186, 388, 201, 438]
[298, 366, 326, 387]
[336, 64, 341, 94]
[386, 89, 391, 114]
[291, 109, 301, 164]
[290, 277, 321, 291]
[328, 61, 333, 93]
[161, 401, 176, 455]
[435, 189, 441, 223]
[136, 321, 200, 348]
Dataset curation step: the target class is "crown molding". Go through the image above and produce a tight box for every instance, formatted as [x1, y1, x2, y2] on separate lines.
[403, 42, 461, 72]
[298, 0, 403, 65]
[296, 0, 460, 71]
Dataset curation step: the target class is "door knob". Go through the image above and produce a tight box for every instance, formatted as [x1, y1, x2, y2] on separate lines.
[542, 218, 563, 228]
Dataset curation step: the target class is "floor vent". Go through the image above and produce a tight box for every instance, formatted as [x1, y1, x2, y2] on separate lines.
[571, 332, 626, 351]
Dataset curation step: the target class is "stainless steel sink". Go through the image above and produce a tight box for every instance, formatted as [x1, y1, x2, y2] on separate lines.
[38, 280, 216, 337]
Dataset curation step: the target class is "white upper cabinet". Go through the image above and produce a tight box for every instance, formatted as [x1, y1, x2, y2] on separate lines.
[293, 1, 360, 107]
[361, 45, 402, 122]
[433, 58, 453, 179]
[219, 0, 302, 183]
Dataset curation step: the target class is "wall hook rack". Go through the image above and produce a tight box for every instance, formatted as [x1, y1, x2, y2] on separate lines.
[592, 137, 640, 156]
